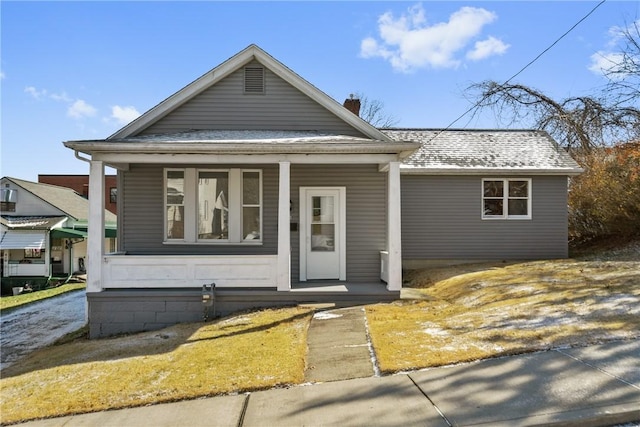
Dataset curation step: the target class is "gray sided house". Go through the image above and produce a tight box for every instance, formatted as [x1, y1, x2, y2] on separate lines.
[63, 45, 582, 338]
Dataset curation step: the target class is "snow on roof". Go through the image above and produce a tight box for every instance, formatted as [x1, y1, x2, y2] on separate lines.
[113, 129, 386, 144]
[0, 216, 67, 229]
[383, 129, 583, 174]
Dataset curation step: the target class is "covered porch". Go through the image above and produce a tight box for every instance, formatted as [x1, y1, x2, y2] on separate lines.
[67, 131, 418, 297]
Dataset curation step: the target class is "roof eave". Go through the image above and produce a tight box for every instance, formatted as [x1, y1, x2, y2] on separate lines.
[64, 140, 420, 155]
[400, 167, 584, 176]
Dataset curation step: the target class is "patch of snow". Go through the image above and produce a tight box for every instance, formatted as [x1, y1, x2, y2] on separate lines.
[313, 312, 342, 320]
[218, 316, 252, 326]
[593, 294, 640, 315]
[509, 285, 539, 294]
[362, 308, 382, 377]
[421, 322, 449, 336]
[1, 291, 86, 370]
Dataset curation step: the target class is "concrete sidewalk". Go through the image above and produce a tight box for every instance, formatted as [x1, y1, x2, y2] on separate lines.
[17, 339, 640, 427]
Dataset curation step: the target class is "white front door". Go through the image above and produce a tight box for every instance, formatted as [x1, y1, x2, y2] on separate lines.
[300, 187, 346, 281]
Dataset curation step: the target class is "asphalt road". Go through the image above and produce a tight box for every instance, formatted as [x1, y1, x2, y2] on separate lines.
[0, 290, 86, 371]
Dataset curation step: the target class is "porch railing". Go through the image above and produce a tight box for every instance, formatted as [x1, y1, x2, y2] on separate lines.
[102, 254, 277, 288]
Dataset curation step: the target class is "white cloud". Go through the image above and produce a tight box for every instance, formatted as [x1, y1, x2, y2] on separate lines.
[0, 70, 5, 80]
[50, 91, 72, 102]
[25, 86, 73, 102]
[467, 36, 510, 61]
[360, 4, 508, 72]
[68, 99, 97, 119]
[111, 105, 141, 125]
[589, 20, 639, 78]
[24, 85, 98, 120]
[25, 86, 48, 99]
[588, 51, 624, 76]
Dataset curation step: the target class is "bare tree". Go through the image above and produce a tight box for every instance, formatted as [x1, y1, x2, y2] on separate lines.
[354, 92, 400, 128]
[466, 82, 640, 150]
[465, 20, 640, 151]
[600, 20, 640, 104]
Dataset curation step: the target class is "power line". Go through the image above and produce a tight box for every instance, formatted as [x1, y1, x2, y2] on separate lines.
[426, 0, 607, 141]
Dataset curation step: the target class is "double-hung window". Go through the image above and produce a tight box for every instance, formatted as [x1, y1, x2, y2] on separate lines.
[165, 168, 262, 243]
[482, 178, 531, 219]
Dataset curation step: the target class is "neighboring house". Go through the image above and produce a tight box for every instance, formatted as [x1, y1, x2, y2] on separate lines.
[38, 174, 118, 215]
[0, 177, 117, 293]
[63, 44, 582, 338]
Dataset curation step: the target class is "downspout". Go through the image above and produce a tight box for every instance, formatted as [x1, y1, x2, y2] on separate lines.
[71, 150, 90, 285]
[63, 238, 84, 284]
[74, 150, 91, 164]
[65, 239, 73, 284]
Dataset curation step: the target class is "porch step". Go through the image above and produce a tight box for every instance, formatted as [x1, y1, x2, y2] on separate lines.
[298, 303, 336, 310]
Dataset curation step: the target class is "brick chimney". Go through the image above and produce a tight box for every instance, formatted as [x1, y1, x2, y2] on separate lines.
[343, 94, 361, 117]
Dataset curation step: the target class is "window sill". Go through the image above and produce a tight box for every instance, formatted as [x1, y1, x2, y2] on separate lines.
[482, 216, 532, 220]
[163, 241, 264, 246]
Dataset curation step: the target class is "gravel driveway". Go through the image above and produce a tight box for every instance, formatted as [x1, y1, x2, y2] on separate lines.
[1, 290, 86, 370]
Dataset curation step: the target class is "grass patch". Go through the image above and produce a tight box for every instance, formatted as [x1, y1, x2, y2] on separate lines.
[367, 259, 640, 373]
[0, 306, 313, 425]
[0, 282, 86, 312]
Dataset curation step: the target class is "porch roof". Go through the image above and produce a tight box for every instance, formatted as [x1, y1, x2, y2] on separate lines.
[50, 228, 88, 239]
[63, 130, 420, 157]
[0, 216, 67, 230]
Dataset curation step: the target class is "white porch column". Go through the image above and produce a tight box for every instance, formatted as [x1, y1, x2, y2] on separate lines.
[387, 161, 403, 291]
[87, 160, 105, 293]
[277, 161, 291, 291]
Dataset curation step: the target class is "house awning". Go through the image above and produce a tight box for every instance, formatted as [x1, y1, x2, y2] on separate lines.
[72, 223, 117, 238]
[51, 228, 88, 239]
[0, 231, 46, 250]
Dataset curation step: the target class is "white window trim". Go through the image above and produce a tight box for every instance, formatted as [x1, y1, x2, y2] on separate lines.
[481, 178, 532, 220]
[164, 168, 186, 242]
[164, 168, 262, 244]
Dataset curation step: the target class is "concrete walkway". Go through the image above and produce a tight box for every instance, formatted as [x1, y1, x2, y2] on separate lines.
[304, 306, 376, 382]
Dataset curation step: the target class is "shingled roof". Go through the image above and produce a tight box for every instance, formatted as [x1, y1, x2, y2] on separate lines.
[384, 129, 583, 175]
[3, 177, 117, 222]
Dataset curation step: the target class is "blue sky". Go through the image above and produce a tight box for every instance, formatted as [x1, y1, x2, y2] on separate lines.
[2, 1, 639, 181]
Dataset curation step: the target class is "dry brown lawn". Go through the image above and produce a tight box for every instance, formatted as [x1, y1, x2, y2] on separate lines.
[1, 241, 638, 424]
[0, 307, 313, 425]
[366, 256, 640, 374]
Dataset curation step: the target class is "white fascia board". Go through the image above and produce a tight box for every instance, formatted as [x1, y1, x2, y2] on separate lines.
[93, 152, 401, 165]
[109, 46, 258, 139]
[64, 140, 419, 155]
[252, 48, 393, 142]
[399, 166, 584, 176]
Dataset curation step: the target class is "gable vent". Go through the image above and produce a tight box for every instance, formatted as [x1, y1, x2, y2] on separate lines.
[244, 66, 265, 94]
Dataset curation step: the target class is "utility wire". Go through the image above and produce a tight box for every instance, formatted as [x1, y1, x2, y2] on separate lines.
[425, 0, 607, 142]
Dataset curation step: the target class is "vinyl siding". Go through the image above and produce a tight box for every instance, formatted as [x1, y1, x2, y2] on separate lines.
[290, 164, 387, 283]
[121, 164, 278, 255]
[1, 179, 66, 217]
[140, 60, 365, 137]
[401, 175, 569, 260]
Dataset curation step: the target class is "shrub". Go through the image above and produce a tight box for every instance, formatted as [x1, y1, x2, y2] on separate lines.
[569, 141, 640, 242]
